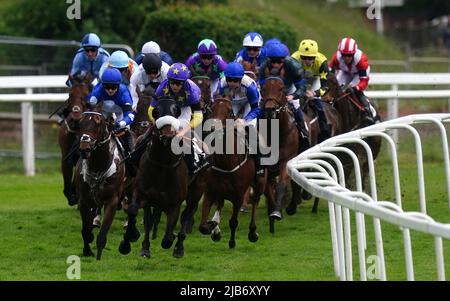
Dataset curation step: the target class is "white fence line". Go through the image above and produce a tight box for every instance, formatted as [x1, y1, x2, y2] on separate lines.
[287, 113, 450, 281]
[1, 74, 450, 176]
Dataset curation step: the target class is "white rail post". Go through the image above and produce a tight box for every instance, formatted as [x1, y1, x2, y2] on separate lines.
[21, 88, 35, 176]
[387, 84, 399, 145]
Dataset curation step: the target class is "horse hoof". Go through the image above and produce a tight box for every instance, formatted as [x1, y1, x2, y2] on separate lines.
[118, 240, 131, 255]
[173, 247, 184, 258]
[285, 206, 297, 216]
[248, 232, 259, 243]
[228, 240, 236, 249]
[270, 210, 282, 221]
[83, 248, 94, 257]
[161, 238, 174, 249]
[140, 250, 150, 258]
[211, 232, 221, 242]
[129, 229, 141, 242]
[302, 190, 312, 200]
[68, 195, 77, 207]
[199, 225, 211, 235]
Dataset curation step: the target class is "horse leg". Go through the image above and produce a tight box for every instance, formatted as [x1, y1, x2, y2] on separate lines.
[161, 206, 180, 250]
[286, 180, 301, 216]
[140, 205, 154, 258]
[119, 195, 141, 255]
[96, 199, 118, 260]
[211, 200, 224, 242]
[271, 164, 289, 220]
[62, 158, 76, 206]
[248, 172, 266, 242]
[228, 199, 241, 249]
[151, 207, 161, 240]
[265, 178, 276, 234]
[199, 193, 213, 235]
[80, 204, 94, 257]
[173, 191, 200, 258]
[312, 197, 320, 214]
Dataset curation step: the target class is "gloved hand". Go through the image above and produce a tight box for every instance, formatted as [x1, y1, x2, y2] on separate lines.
[113, 120, 126, 133]
[345, 86, 358, 94]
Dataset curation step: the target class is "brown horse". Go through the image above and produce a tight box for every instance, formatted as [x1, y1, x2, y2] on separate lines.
[191, 75, 213, 133]
[285, 94, 343, 215]
[242, 60, 258, 81]
[323, 73, 382, 191]
[75, 109, 125, 260]
[198, 97, 267, 247]
[131, 85, 155, 138]
[119, 97, 206, 258]
[260, 77, 301, 233]
[59, 74, 92, 206]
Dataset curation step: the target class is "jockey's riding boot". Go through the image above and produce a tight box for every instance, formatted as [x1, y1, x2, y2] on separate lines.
[292, 107, 310, 152]
[247, 125, 265, 177]
[122, 130, 137, 178]
[187, 138, 210, 175]
[356, 91, 375, 126]
[311, 97, 331, 143]
[57, 107, 71, 125]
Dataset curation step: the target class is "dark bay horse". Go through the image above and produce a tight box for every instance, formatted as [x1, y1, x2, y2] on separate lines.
[119, 97, 206, 258]
[242, 60, 258, 81]
[198, 97, 266, 248]
[75, 109, 125, 260]
[131, 85, 155, 138]
[322, 73, 382, 192]
[191, 75, 213, 136]
[260, 77, 300, 233]
[285, 94, 343, 215]
[59, 74, 92, 206]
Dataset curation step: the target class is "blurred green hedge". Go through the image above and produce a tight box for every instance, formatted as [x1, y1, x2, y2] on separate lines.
[135, 5, 297, 62]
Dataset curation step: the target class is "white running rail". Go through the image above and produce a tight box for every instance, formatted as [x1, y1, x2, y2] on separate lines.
[287, 114, 450, 281]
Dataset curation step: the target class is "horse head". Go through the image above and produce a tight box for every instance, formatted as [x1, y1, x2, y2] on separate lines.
[79, 105, 110, 159]
[261, 76, 286, 119]
[133, 85, 156, 136]
[242, 61, 257, 80]
[66, 73, 92, 123]
[191, 75, 212, 114]
[151, 96, 181, 147]
[210, 97, 235, 131]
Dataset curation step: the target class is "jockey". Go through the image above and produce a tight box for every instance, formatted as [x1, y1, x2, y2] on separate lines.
[68, 33, 110, 86]
[234, 32, 267, 72]
[291, 39, 331, 142]
[218, 62, 264, 176]
[87, 67, 136, 176]
[147, 62, 209, 174]
[129, 53, 170, 110]
[134, 41, 174, 66]
[99, 50, 138, 89]
[185, 39, 228, 98]
[329, 37, 374, 125]
[258, 42, 310, 151]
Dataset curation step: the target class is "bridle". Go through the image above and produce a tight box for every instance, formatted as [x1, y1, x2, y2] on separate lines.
[79, 112, 111, 151]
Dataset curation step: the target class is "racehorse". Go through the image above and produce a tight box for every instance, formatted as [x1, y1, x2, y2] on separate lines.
[75, 108, 125, 260]
[58, 74, 92, 206]
[260, 77, 301, 233]
[242, 60, 258, 81]
[191, 75, 213, 137]
[198, 97, 267, 247]
[322, 73, 382, 193]
[131, 85, 155, 138]
[285, 93, 343, 215]
[119, 97, 207, 258]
